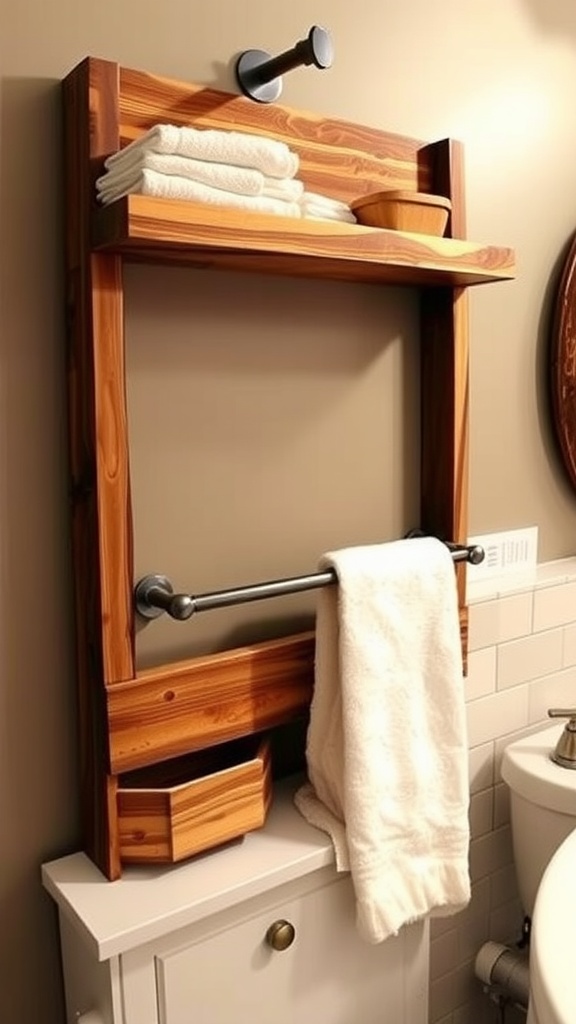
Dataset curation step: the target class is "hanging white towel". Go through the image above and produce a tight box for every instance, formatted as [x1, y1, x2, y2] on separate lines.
[104, 124, 299, 180]
[295, 536, 470, 944]
[97, 168, 301, 218]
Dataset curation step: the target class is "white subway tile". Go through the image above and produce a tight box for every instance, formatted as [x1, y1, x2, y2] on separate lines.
[455, 878, 490, 963]
[465, 646, 496, 701]
[466, 688, 529, 747]
[469, 825, 514, 883]
[533, 581, 576, 632]
[430, 928, 460, 980]
[497, 629, 563, 689]
[528, 666, 576, 723]
[469, 875, 491, 912]
[490, 864, 519, 910]
[468, 599, 499, 651]
[430, 961, 477, 1021]
[452, 1005, 474, 1024]
[489, 897, 523, 945]
[493, 782, 511, 828]
[563, 622, 576, 667]
[429, 569, 576, 1024]
[431, 914, 456, 939]
[431, 1015, 452, 1024]
[468, 742, 494, 794]
[452, 1002, 480, 1024]
[469, 789, 493, 838]
[535, 557, 576, 586]
[498, 592, 533, 642]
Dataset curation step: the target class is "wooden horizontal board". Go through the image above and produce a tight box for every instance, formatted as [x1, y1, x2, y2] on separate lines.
[92, 196, 516, 288]
[107, 632, 314, 773]
[117, 65, 431, 205]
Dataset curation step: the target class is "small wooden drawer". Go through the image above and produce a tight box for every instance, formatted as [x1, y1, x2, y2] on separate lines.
[117, 736, 272, 864]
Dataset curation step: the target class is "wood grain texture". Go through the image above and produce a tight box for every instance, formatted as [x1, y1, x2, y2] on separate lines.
[63, 58, 125, 879]
[107, 633, 314, 773]
[420, 140, 470, 644]
[117, 737, 271, 863]
[116, 66, 431, 204]
[92, 195, 515, 288]
[62, 56, 518, 872]
[551, 232, 576, 491]
[91, 254, 134, 684]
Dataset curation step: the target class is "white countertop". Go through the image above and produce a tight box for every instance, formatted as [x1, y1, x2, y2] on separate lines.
[42, 776, 335, 962]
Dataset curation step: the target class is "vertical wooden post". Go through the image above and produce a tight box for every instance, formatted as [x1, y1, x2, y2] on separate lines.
[419, 139, 470, 652]
[63, 58, 134, 878]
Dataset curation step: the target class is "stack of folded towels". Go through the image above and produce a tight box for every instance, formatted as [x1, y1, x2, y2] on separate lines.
[96, 124, 356, 224]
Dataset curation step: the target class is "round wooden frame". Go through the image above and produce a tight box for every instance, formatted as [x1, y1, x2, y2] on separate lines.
[551, 233, 576, 490]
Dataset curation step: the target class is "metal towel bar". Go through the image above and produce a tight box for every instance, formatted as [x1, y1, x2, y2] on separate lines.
[135, 540, 484, 622]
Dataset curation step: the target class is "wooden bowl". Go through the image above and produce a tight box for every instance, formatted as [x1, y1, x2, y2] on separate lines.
[351, 190, 452, 236]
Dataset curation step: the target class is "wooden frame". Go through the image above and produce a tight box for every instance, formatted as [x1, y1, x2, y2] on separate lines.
[62, 57, 515, 879]
[551, 232, 576, 491]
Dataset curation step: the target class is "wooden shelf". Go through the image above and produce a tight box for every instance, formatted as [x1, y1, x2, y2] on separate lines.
[93, 195, 516, 288]
[63, 54, 518, 880]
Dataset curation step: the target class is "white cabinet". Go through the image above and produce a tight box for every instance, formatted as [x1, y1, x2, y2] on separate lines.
[43, 780, 429, 1024]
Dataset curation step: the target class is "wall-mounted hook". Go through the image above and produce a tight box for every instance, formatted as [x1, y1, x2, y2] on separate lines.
[235, 25, 333, 104]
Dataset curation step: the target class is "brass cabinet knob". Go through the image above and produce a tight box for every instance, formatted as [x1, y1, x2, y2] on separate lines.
[265, 919, 296, 951]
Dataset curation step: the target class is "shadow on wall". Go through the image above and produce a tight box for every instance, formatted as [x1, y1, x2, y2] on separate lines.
[0, 75, 79, 1023]
[520, 0, 576, 36]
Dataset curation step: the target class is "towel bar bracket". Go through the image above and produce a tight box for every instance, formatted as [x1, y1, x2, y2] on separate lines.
[135, 541, 485, 622]
[235, 26, 333, 104]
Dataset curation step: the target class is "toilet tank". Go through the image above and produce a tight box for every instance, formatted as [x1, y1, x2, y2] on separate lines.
[501, 725, 576, 915]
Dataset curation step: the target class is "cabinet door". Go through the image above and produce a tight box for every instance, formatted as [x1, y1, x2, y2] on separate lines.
[154, 872, 428, 1024]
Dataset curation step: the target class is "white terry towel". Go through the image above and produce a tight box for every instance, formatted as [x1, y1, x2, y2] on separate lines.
[294, 536, 470, 944]
[97, 168, 301, 218]
[301, 203, 357, 224]
[104, 124, 299, 180]
[96, 152, 305, 203]
[299, 190, 357, 224]
[98, 153, 273, 198]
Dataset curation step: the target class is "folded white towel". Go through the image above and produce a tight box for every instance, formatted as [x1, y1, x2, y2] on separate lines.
[105, 124, 299, 180]
[301, 190, 352, 212]
[295, 536, 470, 944]
[97, 152, 268, 197]
[97, 153, 306, 206]
[301, 203, 357, 224]
[261, 176, 305, 202]
[97, 168, 301, 218]
[299, 190, 357, 224]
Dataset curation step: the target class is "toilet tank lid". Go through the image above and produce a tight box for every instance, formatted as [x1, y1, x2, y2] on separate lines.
[501, 724, 576, 816]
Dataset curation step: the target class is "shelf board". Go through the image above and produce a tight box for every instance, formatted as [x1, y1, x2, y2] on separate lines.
[92, 196, 516, 288]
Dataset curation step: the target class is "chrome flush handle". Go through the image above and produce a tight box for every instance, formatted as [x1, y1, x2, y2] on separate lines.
[548, 708, 576, 768]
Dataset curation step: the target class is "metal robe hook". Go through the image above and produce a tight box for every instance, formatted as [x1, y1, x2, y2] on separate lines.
[235, 25, 333, 104]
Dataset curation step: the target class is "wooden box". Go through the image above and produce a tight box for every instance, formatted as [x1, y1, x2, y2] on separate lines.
[351, 190, 452, 235]
[117, 736, 272, 863]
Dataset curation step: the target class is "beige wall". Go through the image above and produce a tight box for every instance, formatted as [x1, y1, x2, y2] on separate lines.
[3, 1, 576, 1021]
